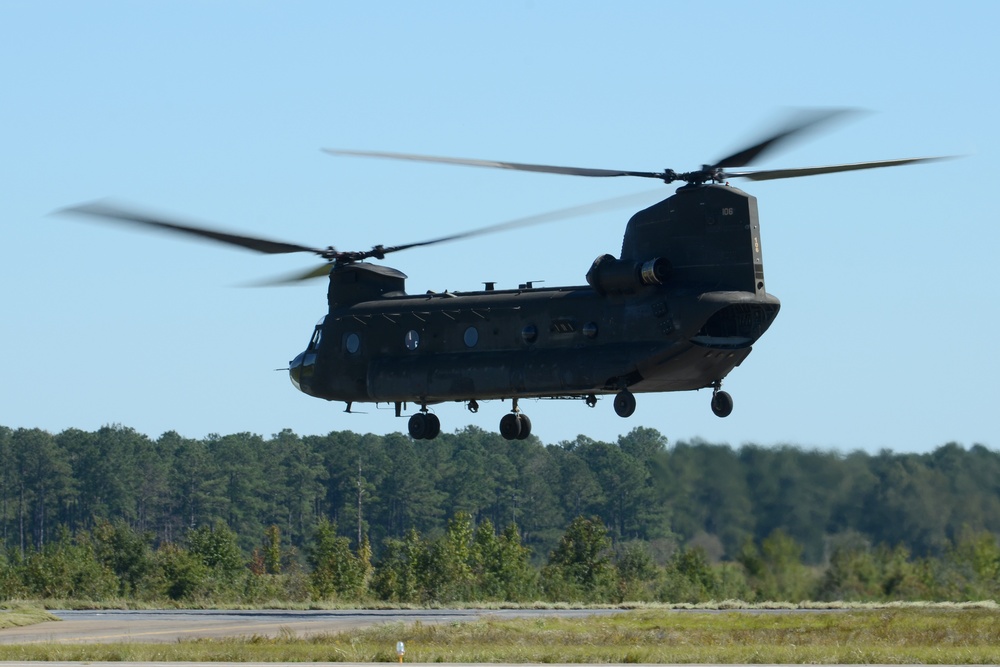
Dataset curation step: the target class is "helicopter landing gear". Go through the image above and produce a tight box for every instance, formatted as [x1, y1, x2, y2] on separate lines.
[711, 383, 734, 418]
[467, 399, 479, 413]
[585, 393, 597, 408]
[499, 398, 532, 440]
[408, 409, 441, 440]
[613, 389, 636, 418]
[499, 413, 532, 440]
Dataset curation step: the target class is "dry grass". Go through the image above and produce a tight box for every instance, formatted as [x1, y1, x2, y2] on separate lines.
[0, 606, 59, 630]
[2, 607, 1000, 662]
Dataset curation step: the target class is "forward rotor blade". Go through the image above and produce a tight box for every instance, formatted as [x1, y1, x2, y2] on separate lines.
[376, 189, 664, 256]
[248, 263, 334, 286]
[712, 108, 860, 169]
[324, 148, 664, 180]
[723, 156, 952, 182]
[59, 200, 326, 256]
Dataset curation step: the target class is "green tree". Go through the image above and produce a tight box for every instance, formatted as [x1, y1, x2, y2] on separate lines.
[92, 518, 154, 596]
[12, 428, 75, 552]
[542, 515, 614, 602]
[207, 433, 271, 546]
[937, 529, 1000, 600]
[614, 540, 658, 602]
[308, 519, 368, 600]
[0, 427, 13, 548]
[272, 430, 327, 543]
[471, 519, 537, 600]
[157, 542, 209, 601]
[504, 438, 562, 558]
[263, 524, 282, 575]
[17, 527, 118, 600]
[371, 528, 428, 603]
[659, 545, 717, 602]
[186, 522, 245, 580]
[426, 511, 475, 602]
[369, 432, 444, 541]
[578, 439, 647, 541]
[168, 433, 224, 533]
[737, 529, 814, 602]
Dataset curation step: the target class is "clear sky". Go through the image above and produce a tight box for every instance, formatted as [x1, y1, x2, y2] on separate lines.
[2, 1, 996, 454]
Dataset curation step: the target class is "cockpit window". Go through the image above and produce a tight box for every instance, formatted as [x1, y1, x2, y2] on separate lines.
[308, 315, 326, 351]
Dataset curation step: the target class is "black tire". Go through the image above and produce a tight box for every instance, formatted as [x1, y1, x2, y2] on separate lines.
[516, 413, 532, 440]
[711, 390, 734, 418]
[499, 413, 522, 440]
[424, 413, 441, 439]
[613, 390, 636, 418]
[408, 413, 427, 439]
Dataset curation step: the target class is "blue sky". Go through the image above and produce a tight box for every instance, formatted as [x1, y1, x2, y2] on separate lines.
[2, 1, 996, 453]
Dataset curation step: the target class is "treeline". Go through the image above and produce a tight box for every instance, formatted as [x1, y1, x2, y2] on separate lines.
[3, 512, 1000, 603]
[2, 424, 999, 602]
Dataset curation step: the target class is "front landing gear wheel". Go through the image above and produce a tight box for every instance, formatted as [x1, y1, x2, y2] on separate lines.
[711, 390, 734, 418]
[499, 413, 521, 440]
[408, 413, 428, 439]
[408, 412, 441, 439]
[516, 413, 532, 440]
[613, 389, 636, 418]
[424, 413, 441, 438]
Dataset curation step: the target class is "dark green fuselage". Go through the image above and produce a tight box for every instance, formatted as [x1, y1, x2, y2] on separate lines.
[289, 184, 780, 406]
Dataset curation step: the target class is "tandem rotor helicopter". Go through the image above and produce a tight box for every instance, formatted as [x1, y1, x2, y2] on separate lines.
[63, 110, 945, 441]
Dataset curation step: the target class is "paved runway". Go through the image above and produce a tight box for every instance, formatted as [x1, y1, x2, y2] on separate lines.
[0, 608, 625, 644]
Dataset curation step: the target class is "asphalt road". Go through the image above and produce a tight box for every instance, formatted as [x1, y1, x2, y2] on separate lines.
[0, 608, 627, 644]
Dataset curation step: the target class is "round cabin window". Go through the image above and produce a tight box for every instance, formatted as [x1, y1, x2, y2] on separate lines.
[464, 326, 479, 348]
[404, 330, 420, 350]
[345, 332, 361, 354]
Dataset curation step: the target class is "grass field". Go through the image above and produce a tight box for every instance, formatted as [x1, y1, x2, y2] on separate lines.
[0, 607, 59, 630]
[1, 606, 999, 663]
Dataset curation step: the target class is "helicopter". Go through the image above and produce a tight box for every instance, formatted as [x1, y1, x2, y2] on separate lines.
[63, 110, 944, 441]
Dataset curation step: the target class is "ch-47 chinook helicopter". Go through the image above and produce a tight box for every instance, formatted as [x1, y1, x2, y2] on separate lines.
[64, 110, 945, 441]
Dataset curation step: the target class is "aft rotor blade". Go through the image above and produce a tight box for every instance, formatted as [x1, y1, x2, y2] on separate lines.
[324, 148, 665, 180]
[723, 156, 951, 182]
[59, 200, 327, 256]
[712, 108, 859, 169]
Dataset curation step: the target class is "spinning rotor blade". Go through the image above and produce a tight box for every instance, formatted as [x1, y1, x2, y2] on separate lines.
[328, 108, 948, 185]
[378, 189, 663, 254]
[249, 263, 334, 286]
[255, 189, 664, 285]
[323, 148, 665, 180]
[61, 201, 327, 256]
[722, 156, 952, 181]
[710, 108, 858, 169]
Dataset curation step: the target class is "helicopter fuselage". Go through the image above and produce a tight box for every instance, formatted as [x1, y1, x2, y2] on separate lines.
[288, 184, 780, 429]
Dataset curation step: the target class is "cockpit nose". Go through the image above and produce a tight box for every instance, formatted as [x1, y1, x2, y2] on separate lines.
[290, 315, 325, 395]
[288, 350, 317, 394]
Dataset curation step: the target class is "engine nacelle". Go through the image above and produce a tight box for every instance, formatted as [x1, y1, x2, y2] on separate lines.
[586, 254, 670, 295]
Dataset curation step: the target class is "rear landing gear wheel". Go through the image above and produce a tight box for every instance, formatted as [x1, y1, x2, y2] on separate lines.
[499, 413, 521, 440]
[613, 389, 636, 418]
[711, 390, 734, 418]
